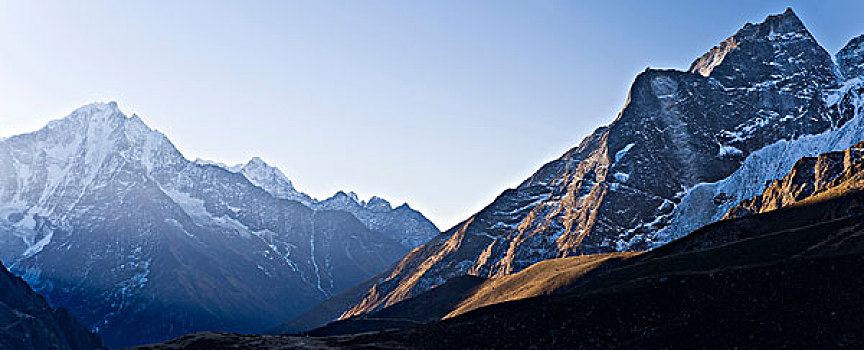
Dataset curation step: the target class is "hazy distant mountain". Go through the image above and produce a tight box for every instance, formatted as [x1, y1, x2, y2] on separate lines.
[197, 158, 440, 249]
[314, 191, 440, 249]
[227, 157, 316, 206]
[0, 102, 437, 347]
[337, 8, 864, 320]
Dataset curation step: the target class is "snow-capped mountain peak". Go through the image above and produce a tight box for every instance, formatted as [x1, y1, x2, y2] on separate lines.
[326, 190, 360, 204]
[57, 101, 123, 122]
[365, 196, 393, 212]
[0, 101, 180, 221]
[246, 156, 268, 167]
[689, 8, 832, 90]
[229, 156, 313, 205]
[316, 190, 438, 248]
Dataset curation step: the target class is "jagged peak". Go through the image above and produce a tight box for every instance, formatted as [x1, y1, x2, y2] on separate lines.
[840, 34, 864, 52]
[330, 190, 360, 202]
[46, 101, 126, 129]
[365, 196, 393, 211]
[71, 100, 122, 115]
[245, 156, 268, 168]
[234, 156, 296, 188]
[325, 192, 412, 212]
[367, 195, 390, 205]
[215, 156, 316, 204]
[3, 101, 184, 187]
[764, 7, 800, 26]
[36, 101, 177, 148]
[395, 203, 412, 211]
[231, 156, 274, 172]
[41, 102, 168, 143]
[688, 7, 822, 80]
[328, 190, 390, 208]
[346, 191, 360, 203]
[324, 190, 352, 204]
[837, 34, 864, 80]
[739, 7, 809, 42]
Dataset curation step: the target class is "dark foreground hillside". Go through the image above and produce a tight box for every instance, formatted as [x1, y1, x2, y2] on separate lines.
[0, 262, 103, 350]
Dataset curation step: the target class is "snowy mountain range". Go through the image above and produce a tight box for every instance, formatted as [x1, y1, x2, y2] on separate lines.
[201, 156, 439, 248]
[0, 103, 439, 347]
[336, 8, 864, 320]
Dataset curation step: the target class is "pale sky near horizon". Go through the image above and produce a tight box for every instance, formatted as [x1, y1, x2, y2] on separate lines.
[1, 1, 862, 230]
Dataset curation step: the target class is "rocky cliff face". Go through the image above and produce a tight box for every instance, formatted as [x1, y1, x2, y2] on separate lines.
[0, 261, 103, 350]
[0, 103, 429, 347]
[726, 140, 864, 218]
[340, 9, 859, 319]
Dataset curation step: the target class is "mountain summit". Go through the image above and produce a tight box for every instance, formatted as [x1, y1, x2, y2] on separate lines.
[229, 156, 314, 205]
[689, 8, 832, 87]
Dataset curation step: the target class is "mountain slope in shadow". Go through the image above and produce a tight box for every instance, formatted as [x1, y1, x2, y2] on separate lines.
[0, 261, 103, 350]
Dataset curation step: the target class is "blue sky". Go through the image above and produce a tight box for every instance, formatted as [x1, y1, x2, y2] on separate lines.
[1, 1, 862, 229]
